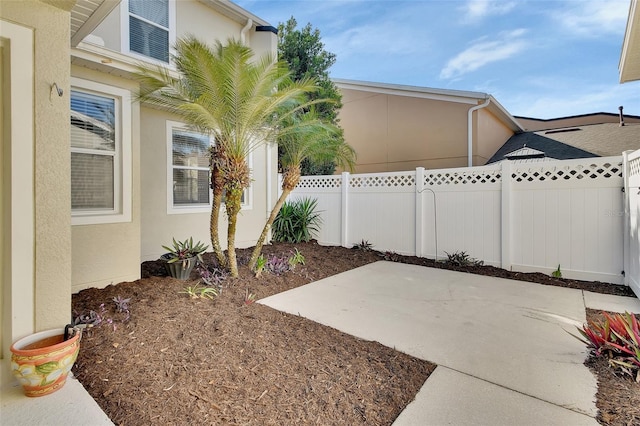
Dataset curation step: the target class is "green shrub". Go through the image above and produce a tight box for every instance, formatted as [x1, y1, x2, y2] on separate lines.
[272, 197, 322, 243]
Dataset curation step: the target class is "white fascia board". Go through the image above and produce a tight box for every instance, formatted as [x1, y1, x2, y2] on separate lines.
[486, 95, 524, 132]
[334, 78, 486, 105]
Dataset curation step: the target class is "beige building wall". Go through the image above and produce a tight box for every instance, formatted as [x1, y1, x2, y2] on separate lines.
[339, 88, 499, 172]
[140, 107, 276, 261]
[0, 0, 73, 358]
[70, 65, 141, 293]
[475, 108, 515, 165]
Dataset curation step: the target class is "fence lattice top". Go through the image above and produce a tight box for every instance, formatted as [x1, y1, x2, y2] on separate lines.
[350, 174, 415, 188]
[296, 176, 342, 189]
[510, 160, 622, 183]
[424, 169, 501, 186]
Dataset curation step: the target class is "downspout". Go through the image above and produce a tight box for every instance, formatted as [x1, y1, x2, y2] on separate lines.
[467, 97, 491, 167]
[240, 18, 253, 45]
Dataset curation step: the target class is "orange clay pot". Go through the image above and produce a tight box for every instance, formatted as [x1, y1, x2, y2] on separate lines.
[10, 328, 81, 397]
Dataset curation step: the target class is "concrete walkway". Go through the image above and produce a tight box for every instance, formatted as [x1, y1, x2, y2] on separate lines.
[260, 261, 640, 426]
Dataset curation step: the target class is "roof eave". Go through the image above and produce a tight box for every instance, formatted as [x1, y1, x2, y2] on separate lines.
[71, 0, 121, 48]
[620, 0, 640, 83]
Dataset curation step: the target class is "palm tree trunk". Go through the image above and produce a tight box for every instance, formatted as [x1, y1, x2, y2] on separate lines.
[225, 187, 244, 277]
[249, 188, 292, 270]
[249, 166, 301, 270]
[210, 186, 226, 267]
[210, 145, 227, 267]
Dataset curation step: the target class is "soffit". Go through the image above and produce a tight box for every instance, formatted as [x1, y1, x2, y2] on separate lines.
[70, 0, 121, 47]
[620, 0, 640, 82]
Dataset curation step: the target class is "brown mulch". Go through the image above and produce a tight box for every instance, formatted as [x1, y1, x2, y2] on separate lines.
[72, 241, 639, 425]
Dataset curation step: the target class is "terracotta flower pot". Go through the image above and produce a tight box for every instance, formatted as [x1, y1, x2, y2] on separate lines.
[10, 327, 81, 397]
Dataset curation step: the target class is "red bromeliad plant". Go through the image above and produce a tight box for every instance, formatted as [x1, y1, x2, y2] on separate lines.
[574, 311, 640, 381]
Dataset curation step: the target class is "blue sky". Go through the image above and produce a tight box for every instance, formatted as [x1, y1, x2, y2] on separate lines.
[236, 0, 639, 119]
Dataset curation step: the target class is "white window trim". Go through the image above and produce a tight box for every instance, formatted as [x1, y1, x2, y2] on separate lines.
[166, 121, 253, 215]
[71, 77, 132, 226]
[120, 0, 176, 66]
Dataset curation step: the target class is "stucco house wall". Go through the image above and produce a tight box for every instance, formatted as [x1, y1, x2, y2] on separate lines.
[476, 108, 516, 164]
[71, 0, 278, 287]
[0, 0, 73, 358]
[70, 65, 142, 293]
[336, 80, 521, 173]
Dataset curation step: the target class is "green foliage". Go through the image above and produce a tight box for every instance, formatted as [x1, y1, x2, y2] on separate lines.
[352, 240, 373, 251]
[161, 237, 208, 263]
[272, 197, 322, 243]
[572, 311, 640, 381]
[288, 248, 305, 269]
[552, 264, 562, 278]
[179, 283, 218, 300]
[254, 254, 267, 278]
[277, 17, 345, 175]
[444, 251, 484, 267]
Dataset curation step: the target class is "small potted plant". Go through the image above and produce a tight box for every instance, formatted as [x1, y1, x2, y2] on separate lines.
[161, 237, 208, 280]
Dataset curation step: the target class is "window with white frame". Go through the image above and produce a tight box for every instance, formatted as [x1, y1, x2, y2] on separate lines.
[71, 78, 131, 225]
[126, 0, 174, 63]
[167, 122, 252, 214]
[171, 127, 212, 206]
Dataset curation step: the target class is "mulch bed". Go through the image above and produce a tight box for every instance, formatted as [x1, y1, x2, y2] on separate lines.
[72, 241, 638, 425]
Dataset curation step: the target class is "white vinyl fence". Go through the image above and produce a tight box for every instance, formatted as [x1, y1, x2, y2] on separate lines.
[286, 155, 638, 288]
[624, 150, 640, 296]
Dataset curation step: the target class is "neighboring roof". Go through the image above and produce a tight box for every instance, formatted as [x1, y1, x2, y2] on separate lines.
[334, 78, 523, 132]
[620, 0, 640, 82]
[70, 0, 121, 47]
[488, 122, 640, 163]
[487, 133, 597, 164]
[514, 112, 640, 131]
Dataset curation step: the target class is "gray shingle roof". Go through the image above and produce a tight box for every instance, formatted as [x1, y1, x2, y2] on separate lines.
[488, 122, 640, 164]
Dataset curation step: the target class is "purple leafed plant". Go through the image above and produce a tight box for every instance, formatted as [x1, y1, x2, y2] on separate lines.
[266, 254, 291, 275]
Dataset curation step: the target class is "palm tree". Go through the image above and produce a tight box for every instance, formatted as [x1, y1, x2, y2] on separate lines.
[248, 111, 356, 270]
[136, 36, 322, 277]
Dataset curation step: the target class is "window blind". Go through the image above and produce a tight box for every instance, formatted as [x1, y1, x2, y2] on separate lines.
[129, 0, 169, 62]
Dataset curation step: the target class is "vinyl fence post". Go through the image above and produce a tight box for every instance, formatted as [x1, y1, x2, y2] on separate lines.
[415, 167, 425, 257]
[501, 161, 512, 270]
[623, 151, 630, 286]
[341, 172, 350, 248]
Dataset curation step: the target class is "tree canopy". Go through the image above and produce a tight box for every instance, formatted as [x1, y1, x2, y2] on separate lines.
[277, 17, 345, 175]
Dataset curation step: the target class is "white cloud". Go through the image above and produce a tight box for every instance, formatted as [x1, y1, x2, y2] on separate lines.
[461, 0, 517, 22]
[554, 0, 629, 37]
[440, 29, 527, 80]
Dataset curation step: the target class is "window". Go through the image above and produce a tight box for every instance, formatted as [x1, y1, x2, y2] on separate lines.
[124, 0, 175, 63]
[171, 128, 212, 206]
[71, 78, 131, 225]
[167, 121, 252, 214]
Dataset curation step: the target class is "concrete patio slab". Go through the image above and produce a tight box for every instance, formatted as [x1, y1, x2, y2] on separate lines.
[393, 367, 598, 426]
[0, 361, 113, 426]
[583, 291, 640, 313]
[260, 261, 599, 422]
